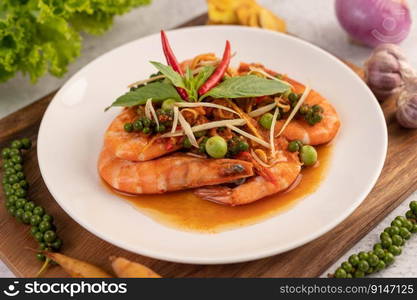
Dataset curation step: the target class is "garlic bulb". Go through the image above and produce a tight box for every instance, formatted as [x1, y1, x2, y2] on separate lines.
[396, 77, 417, 128]
[364, 44, 415, 101]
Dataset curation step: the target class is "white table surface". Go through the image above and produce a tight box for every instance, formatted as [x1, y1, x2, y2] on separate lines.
[1, 0, 416, 278]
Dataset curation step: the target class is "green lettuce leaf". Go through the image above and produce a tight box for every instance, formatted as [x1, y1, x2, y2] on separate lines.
[0, 0, 151, 84]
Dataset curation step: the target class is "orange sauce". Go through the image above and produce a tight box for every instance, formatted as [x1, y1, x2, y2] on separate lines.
[105, 145, 333, 233]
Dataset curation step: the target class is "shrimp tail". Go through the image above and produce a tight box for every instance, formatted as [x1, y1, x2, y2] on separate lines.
[194, 187, 234, 206]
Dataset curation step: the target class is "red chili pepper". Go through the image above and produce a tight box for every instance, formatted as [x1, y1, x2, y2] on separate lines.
[160, 30, 189, 101]
[198, 40, 231, 96]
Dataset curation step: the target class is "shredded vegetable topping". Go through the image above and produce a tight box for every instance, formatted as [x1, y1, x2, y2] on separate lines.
[250, 149, 272, 168]
[226, 125, 271, 148]
[277, 86, 311, 137]
[248, 102, 276, 117]
[171, 106, 179, 133]
[162, 119, 246, 138]
[270, 107, 280, 157]
[178, 112, 198, 148]
[175, 102, 239, 116]
[145, 98, 159, 130]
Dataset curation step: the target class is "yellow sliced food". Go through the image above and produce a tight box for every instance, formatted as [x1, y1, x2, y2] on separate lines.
[44, 252, 111, 278]
[110, 256, 161, 278]
[258, 7, 287, 33]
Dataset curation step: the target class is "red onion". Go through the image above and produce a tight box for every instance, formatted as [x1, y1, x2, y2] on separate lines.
[335, 0, 412, 48]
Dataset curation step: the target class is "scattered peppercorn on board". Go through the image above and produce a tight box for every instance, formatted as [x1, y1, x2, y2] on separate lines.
[0, 14, 415, 278]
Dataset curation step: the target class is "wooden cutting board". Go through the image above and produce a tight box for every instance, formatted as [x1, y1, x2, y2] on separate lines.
[0, 14, 414, 278]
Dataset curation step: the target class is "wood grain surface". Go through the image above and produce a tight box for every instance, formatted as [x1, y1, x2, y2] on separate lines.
[0, 14, 414, 278]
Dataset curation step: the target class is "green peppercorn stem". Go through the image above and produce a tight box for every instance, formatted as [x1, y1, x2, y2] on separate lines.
[1, 138, 63, 264]
[332, 201, 417, 278]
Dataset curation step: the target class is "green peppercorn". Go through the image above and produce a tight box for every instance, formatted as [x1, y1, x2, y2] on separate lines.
[51, 238, 63, 250]
[157, 124, 166, 133]
[4, 161, 14, 169]
[33, 206, 45, 216]
[383, 252, 395, 265]
[36, 253, 46, 262]
[380, 231, 390, 240]
[237, 141, 249, 152]
[402, 220, 413, 231]
[299, 105, 310, 115]
[14, 188, 26, 198]
[411, 224, 417, 233]
[288, 93, 300, 103]
[30, 215, 42, 226]
[34, 232, 43, 242]
[388, 245, 402, 256]
[287, 141, 300, 152]
[312, 104, 323, 113]
[13, 163, 23, 172]
[358, 251, 369, 261]
[1, 147, 11, 159]
[183, 137, 192, 149]
[7, 194, 18, 204]
[20, 138, 32, 149]
[15, 198, 27, 209]
[368, 254, 379, 267]
[334, 268, 347, 278]
[376, 260, 386, 271]
[15, 208, 24, 220]
[42, 214, 53, 223]
[387, 226, 400, 236]
[348, 254, 360, 266]
[43, 230, 57, 243]
[11, 155, 23, 164]
[341, 261, 353, 273]
[358, 260, 369, 272]
[22, 211, 32, 224]
[39, 221, 52, 233]
[374, 248, 385, 259]
[399, 227, 411, 240]
[381, 236, 393, 248]
[391, 219, 403, 228]
[11, 140, 23, 150]
[5, 168, 16, 176]
[141, 118, 151, 127]
[405, 210, 415, 219]
[124, 123, 133, 132]
[15, 172, 24, 180]
[354, 270, 365, 278]
[133, 120, 143, 132]
[7, 174, 18, 184]
[9, 149, 19, 156]
[142, 127, 150, 134]
[25, 201, 35, 212]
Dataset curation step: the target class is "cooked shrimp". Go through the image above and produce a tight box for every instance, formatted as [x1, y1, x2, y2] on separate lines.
[104, 108, 181, 161]
[98, 148, 254, 194]
[194, 154, 301, 206]
[275, 79, 340, 145]
[238, 62, 340, 145]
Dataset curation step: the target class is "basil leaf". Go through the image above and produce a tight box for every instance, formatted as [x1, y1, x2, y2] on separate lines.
[194, 65, 215, 90]
[106, 82, 181, 110]
[201, 75, 291, 100]
[150, 61, 185, 88]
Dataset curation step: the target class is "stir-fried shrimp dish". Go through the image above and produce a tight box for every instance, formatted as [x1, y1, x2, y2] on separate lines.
[99, 31, 340, 206]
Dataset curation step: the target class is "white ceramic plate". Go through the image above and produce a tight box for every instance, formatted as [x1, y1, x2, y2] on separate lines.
[38, 26, 387, 264]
